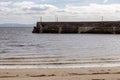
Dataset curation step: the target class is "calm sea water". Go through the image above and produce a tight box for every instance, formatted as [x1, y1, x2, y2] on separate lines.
[1, 27, 120, 68]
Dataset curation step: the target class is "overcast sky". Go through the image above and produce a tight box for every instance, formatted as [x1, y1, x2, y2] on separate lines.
[0, 0, 120, 24]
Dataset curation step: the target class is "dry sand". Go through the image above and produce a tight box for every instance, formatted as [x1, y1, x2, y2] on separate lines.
[0, 67, 120, 80]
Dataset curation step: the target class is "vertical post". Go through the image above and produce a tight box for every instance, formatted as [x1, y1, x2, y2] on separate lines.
[101, 16, 104, 27]
[101, 16, 103, 21]
[55, 15, 58, 22]
[57, 16, 58, 22]
[39, 17, 43, 33]
[100, 16, 103, 28]
[56, 15, 61, 33]
[40, 16, 42, 22]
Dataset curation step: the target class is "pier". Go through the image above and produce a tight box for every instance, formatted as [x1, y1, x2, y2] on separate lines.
[32, 21, 120, 34]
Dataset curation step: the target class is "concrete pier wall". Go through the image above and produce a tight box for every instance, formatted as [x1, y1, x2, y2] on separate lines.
[32, 21, 120, 34]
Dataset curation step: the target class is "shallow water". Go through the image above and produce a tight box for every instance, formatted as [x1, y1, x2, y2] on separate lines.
[0, 27, 120, 68]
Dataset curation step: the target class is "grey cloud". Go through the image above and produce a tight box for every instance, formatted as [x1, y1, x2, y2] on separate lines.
[29, 6, 49, 11]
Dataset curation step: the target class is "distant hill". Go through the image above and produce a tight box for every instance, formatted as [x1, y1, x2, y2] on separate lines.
[0, 23, 35, 27]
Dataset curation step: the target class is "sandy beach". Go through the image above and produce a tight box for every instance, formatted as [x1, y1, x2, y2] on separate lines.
[0, 67, 120, 80]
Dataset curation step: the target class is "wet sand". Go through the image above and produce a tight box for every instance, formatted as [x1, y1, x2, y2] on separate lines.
[1, 67, 120, 80]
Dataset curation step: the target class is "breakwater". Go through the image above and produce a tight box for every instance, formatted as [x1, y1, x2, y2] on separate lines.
[32, 21, 120, 34]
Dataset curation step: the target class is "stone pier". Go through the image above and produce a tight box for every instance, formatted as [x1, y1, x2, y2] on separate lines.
[32, 21, 120, 34]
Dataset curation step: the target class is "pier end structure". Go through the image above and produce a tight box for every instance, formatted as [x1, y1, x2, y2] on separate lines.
[32, 21, 120, 34]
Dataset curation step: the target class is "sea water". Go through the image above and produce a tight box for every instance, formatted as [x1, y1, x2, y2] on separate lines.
[0, 27, 120, 68]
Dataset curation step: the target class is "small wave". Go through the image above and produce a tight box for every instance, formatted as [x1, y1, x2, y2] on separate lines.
[0, 38, 9, 40]
[8, 44, 44, 48]
[8, 44, 25, 47]
[0, 50, 7, 54]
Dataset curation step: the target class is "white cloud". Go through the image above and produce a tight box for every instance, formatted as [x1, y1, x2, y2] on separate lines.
[13, 1, 35, 8]
[55, 3, 120, 21]
[0, 1, 120, 23]
[0, 1, 12, 6]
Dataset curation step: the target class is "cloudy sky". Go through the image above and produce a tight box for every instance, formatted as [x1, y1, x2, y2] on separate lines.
[0, 0, 120, 24]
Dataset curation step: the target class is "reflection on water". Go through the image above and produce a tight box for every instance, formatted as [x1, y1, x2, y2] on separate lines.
[0, 27, 120, 68]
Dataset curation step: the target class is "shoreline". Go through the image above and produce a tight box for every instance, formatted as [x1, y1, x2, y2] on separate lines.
[1, 67, 120, 80]
[0, 62, 120, 69]
[1, 56, 120, 69]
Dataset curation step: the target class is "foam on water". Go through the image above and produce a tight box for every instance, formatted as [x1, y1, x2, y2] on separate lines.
[0, 63, 120, 69]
